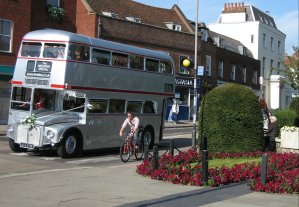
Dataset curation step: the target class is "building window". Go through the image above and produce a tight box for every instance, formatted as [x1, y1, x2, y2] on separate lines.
[262, 57, 266, 78]
[251, 35, 254, 43]
[278, 41, 281, 53]
[230, 64, 236, 80]
[47, 0, 60, 7]
[165, 22, 182, 31]
[271, 37, 274, 51]
[277, 62, 280, 75]
[241, 67, 246, 83]
[263, 33, 266, 48]
[0, 18, 13, 52]
[252, 70, 257, 84]
[205, 55, 211, 76]
[126, 17, 141, 23]
[102, 12, 118, 18]
[218, 60, 223, 78]
[270, 59, 274, 69]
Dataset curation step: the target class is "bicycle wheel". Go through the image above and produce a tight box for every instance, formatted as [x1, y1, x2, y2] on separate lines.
[120, 142, 130, 162]
[134, 141, 144, 160]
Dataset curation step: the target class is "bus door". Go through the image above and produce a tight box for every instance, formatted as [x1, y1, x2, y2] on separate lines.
[86, 98, 111, 149]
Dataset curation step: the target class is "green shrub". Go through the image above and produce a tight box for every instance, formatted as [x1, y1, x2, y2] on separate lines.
[198, 83, 264, 153]
[289, 97, 299, 116]
[272, 109, 297, 129]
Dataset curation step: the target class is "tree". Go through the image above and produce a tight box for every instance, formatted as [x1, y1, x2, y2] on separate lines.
[283, 47, 299, 90]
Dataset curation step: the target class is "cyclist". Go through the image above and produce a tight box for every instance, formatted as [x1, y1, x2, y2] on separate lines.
[119, 111, 141, 148]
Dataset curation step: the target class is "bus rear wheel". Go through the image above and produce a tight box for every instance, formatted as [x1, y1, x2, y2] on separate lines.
[9, 139, 27, 152]
[57, 132, 82, 158]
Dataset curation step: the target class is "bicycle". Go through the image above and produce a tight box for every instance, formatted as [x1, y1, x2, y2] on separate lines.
[120, 132, 144, 162]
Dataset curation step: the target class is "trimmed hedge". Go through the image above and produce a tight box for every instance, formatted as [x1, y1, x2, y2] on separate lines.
[272, 109, 298, 129]
[198, 83, 264, 153]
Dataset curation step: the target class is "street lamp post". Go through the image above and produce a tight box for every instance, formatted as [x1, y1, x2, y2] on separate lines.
[192, 0, 199, 150]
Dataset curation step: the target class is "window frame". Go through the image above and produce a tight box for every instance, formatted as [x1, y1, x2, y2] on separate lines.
[218, 60, 224, 78]
[230, 64, 236, 80]
[47, 0, 60, 7]
[205, 55, 211, 76]
[0, 18, 13, 53]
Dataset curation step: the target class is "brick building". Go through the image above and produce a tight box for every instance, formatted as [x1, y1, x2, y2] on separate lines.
[0, 0, 260, 122]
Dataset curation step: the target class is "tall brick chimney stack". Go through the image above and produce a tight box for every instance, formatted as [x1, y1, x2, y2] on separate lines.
[223, 2, 245, 13]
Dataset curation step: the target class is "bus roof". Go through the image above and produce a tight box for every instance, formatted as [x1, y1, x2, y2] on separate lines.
[23, 29, 173, 62]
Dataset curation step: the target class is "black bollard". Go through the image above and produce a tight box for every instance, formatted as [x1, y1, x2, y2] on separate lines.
[152, 146, 159, 171]
[169, 139, 174, 156]
[201, 150, 209, 185]
[261, 153, 268, 185]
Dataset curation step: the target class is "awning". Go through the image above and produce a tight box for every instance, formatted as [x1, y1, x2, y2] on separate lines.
[0, 65, 14, 75]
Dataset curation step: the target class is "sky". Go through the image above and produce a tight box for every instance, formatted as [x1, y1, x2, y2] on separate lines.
[134, 0, 298, 55]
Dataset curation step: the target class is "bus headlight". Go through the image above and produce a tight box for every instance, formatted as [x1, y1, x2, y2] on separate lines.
[46, 130, 55, 140]
[8, 125, 14, 133]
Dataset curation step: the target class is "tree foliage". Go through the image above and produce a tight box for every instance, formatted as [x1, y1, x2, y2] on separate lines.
[283, 47, 299, 90]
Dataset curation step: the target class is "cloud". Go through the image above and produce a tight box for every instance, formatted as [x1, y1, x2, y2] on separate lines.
[275, 10, 299, 54]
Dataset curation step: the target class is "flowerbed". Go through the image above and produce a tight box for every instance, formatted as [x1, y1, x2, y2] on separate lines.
[136, 150, 299, 194]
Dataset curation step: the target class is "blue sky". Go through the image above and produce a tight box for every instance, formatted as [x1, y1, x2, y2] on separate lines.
[134, 0, 298, 55]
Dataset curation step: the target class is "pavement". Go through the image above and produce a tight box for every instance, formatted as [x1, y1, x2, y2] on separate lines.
[1, 122, 298, 207]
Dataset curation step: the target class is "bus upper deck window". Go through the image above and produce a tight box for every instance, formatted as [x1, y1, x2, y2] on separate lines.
[146, 58, 159, 72]
[21, 42, 42, 57]
[129, 55, 144, 70]
[92, 48, 111, 65]
[161, 61, 173, 75]
[43, 43, 66, 59]
[68, 44, 90, 62]
[112, 52, 128, 67]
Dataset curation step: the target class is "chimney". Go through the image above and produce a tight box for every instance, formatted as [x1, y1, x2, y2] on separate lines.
[234, 3, 238, 11]
[242, 2, 244, 11]
[224, 3, 227, 12]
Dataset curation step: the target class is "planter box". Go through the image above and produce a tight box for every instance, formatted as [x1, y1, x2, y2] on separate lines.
[281, 131, 299, 150]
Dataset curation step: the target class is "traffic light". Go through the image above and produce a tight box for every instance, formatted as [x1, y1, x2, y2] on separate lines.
[180, 56, 194, 71]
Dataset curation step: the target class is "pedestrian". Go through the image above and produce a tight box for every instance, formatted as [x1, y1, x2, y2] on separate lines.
[259, 98, 277, 151]
[171, 99, 179, 124]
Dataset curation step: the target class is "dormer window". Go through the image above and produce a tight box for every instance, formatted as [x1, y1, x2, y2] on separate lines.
[165, 22, 182, 31]
[102, 12, 118, 18]
[214, 37, 224, 48]
[126, 17, 142, 23]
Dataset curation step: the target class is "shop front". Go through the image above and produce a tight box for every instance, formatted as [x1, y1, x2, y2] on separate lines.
[166, 77, 200, 121]
[0, 65, 14, 124]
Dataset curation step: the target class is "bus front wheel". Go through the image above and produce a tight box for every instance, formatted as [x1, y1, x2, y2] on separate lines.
[9, 139, 27, 152]
[57, 131, 82, 158]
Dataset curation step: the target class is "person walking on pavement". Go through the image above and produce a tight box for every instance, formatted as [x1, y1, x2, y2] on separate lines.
[171, 99, 179, 124]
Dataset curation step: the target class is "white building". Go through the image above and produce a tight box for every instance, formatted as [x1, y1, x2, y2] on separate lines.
[209, 3, 290, 109]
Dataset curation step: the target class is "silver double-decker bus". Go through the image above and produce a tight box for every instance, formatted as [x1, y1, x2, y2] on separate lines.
[7, 29, 175, 158]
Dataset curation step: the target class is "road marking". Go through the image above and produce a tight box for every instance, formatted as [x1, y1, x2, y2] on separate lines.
[65, 156, 119, 165]
[0, 167, 92, 179]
